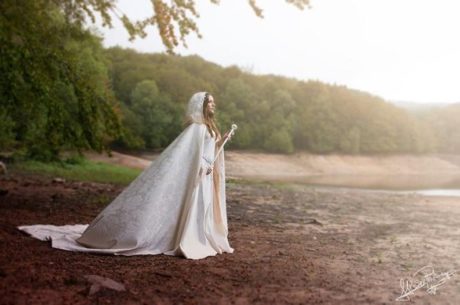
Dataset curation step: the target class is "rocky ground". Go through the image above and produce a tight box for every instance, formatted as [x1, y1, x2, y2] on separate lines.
[1, 171, 460, 304]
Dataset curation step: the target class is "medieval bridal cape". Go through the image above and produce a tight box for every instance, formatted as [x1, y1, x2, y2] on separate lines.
[18, 92, 234, 260]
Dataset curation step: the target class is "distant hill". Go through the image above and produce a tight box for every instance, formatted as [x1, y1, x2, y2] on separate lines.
[390, 100, 452, 113]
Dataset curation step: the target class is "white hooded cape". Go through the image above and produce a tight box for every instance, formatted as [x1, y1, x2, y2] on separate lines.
[18, 92, 234, 259]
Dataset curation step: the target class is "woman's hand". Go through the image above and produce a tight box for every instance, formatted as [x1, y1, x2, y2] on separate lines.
[199, 166, 213, 176]
[224, 130, 233, 141]
[217, 131, 232, 146]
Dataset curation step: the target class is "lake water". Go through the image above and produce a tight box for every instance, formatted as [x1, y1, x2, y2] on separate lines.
[139, 152, 460, 197]
[242, 174, 460, 197]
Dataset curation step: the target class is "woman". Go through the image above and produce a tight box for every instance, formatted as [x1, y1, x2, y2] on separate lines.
[18, 92, 235, 260]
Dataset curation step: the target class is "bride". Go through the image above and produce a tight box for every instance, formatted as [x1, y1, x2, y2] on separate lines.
[18, 92, 235, 260]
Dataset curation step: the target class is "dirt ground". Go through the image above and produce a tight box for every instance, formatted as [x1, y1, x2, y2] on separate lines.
[1, 170, 460, 305]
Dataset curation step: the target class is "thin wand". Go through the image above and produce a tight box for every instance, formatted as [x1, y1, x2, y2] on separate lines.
[213, 124, 238, 165]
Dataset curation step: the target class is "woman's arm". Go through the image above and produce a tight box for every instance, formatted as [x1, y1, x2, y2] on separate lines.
[216, 131, 232, 147]
[199, 156, 213, 176]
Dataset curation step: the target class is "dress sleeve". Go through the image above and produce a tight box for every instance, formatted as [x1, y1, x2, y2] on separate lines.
[201, 156, 212, 170]
[197, 124, 211, 176]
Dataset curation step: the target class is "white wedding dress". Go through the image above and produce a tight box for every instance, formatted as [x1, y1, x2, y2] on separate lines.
[18, 92, 234, 260]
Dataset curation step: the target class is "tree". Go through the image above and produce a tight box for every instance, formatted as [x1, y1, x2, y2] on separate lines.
[264, 128, 294, 153]
[0, 0, 121, 160]
[0, 108, 15, 149]
[129, 80, 182, 148]
[105, 47, 440, 155]
[55, 0, 310, 54]
[425, 104, 460, 153]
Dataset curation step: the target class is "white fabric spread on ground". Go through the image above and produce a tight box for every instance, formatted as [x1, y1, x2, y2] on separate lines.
[18, 92, 234, 259]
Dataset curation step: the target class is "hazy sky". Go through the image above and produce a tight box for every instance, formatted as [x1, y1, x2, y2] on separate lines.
[98, 0, 460, 104]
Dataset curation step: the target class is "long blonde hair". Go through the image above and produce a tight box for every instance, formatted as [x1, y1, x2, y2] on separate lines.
[203, 93, 221, 139]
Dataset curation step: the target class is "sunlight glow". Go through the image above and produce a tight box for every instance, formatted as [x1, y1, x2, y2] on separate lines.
[99, 0, 460, 104]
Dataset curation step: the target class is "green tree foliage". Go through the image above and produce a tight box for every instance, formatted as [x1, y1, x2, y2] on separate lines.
[105, 47, 441, 155]
[115, 103, 145, 150]
[0, 0, 121, 160]
[0, 108, 15, 149]
[264, 128, 294, 153]
[53, 0, 310, 54]
[422, 104, 460, 154]
[129, 80, 182, 148]
[3, 1, 453, 159]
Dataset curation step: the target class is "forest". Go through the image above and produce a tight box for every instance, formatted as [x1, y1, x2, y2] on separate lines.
[1, 0, 459, 161]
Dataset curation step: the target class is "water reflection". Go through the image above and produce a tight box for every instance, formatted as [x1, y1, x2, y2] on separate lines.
[412, 189, 460, 197]
[244, 174, 460, 197]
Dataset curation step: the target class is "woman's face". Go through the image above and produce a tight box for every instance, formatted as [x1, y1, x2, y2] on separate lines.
[206, 95, 215, 114]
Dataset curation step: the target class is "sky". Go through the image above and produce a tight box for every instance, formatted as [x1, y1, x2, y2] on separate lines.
[96, 0, 460, 105]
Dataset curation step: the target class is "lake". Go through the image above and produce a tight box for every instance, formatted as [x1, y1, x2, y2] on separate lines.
[242, 173, 460, 197]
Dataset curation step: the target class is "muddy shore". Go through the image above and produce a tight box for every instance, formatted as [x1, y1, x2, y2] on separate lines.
[84, 150, 460, 176]
[1, 171, 460, 304]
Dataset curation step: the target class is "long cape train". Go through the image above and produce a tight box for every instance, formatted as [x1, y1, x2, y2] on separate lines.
[18, 122, 231, 257]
